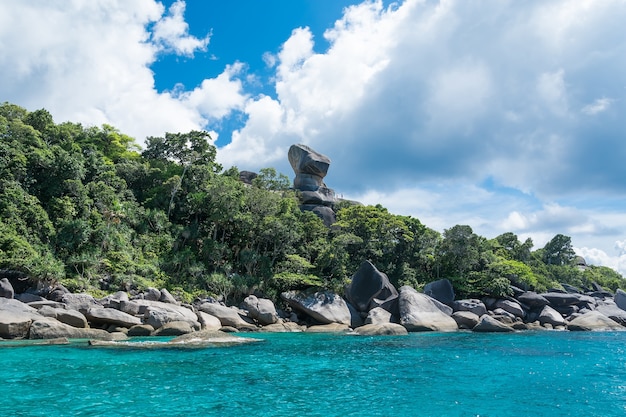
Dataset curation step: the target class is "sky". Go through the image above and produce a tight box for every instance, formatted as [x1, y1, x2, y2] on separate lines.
[2, 0, 626, 275]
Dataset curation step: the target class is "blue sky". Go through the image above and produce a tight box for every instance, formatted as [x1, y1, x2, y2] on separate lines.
[2, 0, 626, 274]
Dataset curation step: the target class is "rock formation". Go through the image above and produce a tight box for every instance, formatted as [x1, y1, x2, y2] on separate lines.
[288, 144, 338, 226]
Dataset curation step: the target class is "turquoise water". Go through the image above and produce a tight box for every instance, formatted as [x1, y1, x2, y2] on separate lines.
[2, 331, 626, 416]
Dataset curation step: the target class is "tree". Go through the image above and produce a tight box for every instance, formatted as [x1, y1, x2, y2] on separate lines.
[542, 234, 576, 266]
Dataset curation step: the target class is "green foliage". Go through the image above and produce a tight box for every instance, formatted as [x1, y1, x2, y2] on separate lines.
[0, 102, 623, 304]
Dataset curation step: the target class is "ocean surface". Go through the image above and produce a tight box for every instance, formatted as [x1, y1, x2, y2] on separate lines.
[2, 331, 625, 417]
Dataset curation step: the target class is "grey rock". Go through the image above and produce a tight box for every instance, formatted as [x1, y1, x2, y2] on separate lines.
[281, 289, 352, 326]
[541, 292, 581, 307]
[261, 321, 304, 333]
[16, 293, 45, 303]
[47, 285, 71, 302]
[494, 299, 525, 318]
[538, 305, 566, 327]
[398, 286, 457, 332]
[196, 311, 222, 330]
[0, 278, 15, 299]
[127, 324, 155, 336]
[288, 144, 331, 191]
[61, 293, 101, 314]
[199, 302, 257, 329]
[28, 318, 121, 340]
[27, 300, 66, 310]
[345, 260, 398, 314]
[354, 323, 408, 336]
[595, 301, 626, 326]
[153, 321, 194, 336]
[517, 292, 550, 308]
[305, 323, 352, 333]
[0, 297, 42, 338]
[38, 306, 88, 328]
[144, 287, 161, 301]
[85, 307, 142, 328]
[567, 311, 624, 331]
[241, 295, 279, 325]
[452, 311, 480, 329]
[452, 299, 487, 316]
[423, 279, 455, 305]
[472, 315, 515, 333]
[144, 304, 200, 330]
[159, 288, 178, 304]
[364, 307, 392, 325]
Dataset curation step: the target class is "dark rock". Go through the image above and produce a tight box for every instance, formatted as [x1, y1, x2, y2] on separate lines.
[451, 298, 484, 315]
[15, 293, 45, 303]
[345, 260, 399, 314]
[561, 283, 582, 294]
[281, 289, 352, 325]
[423, 279, 455, 305]
[494, 299, 525, 318]
[615, 289, 626, 311]
[239, 170, 257, 185]
[288, 144, 331, 191]
[541, 292, 581, 307]
[0, 278, 15, 299]
[153, 321, 194, 336]
[398, 286, 457, 332]
[127, 324, 154, 336]
[144, 287, 161, 301]
[517, 292, 550, 308]
[301, 205, 336, 227]
[300, 188, 336, 206]
[47, 285, 71, 302]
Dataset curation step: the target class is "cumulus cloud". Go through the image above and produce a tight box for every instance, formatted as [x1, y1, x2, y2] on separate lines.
[0, 0, 242, 142]
[152, 0, 209, 56]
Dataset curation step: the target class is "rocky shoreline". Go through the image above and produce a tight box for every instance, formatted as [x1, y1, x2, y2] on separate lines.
[1, 260, 625, 346]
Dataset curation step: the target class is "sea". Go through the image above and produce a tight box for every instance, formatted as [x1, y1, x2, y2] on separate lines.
[2, 331, 625, 417]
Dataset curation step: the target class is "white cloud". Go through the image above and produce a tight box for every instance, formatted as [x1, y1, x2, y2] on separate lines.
[151, 0, 209, 56]
[582, 97, 613, 115]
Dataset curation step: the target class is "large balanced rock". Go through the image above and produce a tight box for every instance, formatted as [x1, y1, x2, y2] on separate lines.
[345, 260, 398, 314]
[0, 297, 42, 338]
[281, 289, 352, 326]
[241, 295, 279, 325]
[567, 311, 624, 331]
[423, 279, 455, 305]
[0, 278, 15, 299]
[288, 144, 331, 191]
[398, 286, 458, 332]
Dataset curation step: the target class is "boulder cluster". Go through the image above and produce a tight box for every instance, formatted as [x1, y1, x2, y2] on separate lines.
[2, 262, 626, 344]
